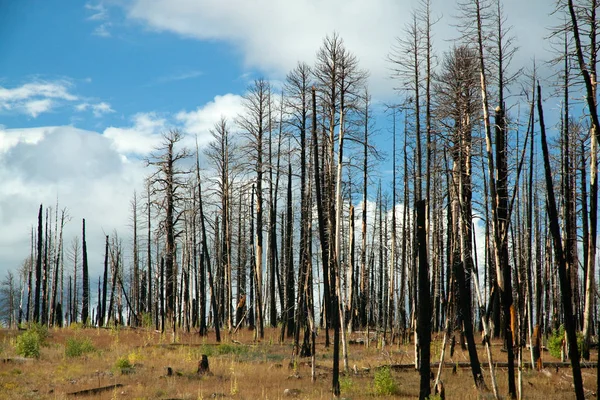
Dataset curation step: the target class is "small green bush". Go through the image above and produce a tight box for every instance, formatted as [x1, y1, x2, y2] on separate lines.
[141, 312, 153, 328]
[548, 325, 583, 358]
[340, 375, 355, 392]
[15, 331, 41, 358]
[29, 323, 49, 344]
[65, 337, 95, 358]
[200, 345, 214, 357]
[114, 356, 133, 373]
[373, 366, 399, 396]
[217, 343, 248, 356]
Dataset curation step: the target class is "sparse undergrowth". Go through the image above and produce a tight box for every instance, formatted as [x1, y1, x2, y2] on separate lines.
[114, 355, 134, 374]
[0, 327, 593, 399]
[15, 331, 41, 358]
[64, 336, 95, 358]
[547, 325, 584, 358]
[372, 366, 399, 396]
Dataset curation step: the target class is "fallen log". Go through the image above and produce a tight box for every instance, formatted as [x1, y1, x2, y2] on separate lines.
[67, 383, 123, 396]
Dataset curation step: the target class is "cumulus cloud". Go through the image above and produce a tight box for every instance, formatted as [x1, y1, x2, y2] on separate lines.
[126, 0, 557, 99]
[103, 112, 168, 156]
[176, 93, 244, 147]
[0, 126, 49, 153]
[101, 94, 244, 157]
[0, 125, 147, 278]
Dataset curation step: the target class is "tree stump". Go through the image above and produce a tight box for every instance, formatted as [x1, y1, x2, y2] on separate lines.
[197, 355, 210, 376]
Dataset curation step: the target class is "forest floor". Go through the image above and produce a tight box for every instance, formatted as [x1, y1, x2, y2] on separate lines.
[0, 325, 596, 399]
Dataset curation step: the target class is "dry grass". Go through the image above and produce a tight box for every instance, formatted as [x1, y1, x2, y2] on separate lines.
[0, 326, 593, 399]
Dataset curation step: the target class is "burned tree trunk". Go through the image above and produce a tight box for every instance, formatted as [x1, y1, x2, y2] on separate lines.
[417, 200, 431, 399]
[537, 82, 584, 400]
[81, 219, 89, 326]
[33, 205, 42, 324]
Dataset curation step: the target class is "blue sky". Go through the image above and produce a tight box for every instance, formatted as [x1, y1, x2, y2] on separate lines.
[0, 0, 247, 130]
[0, 0, 556, 280]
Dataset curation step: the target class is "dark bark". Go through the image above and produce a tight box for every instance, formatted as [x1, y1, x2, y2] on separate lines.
[417, 200, 431, 399]
[198, 173, 220, 342]
[33, 204, 42, 323]
[284, 160, 295, 337]
[100, 235, 108, 327]
[537, 82, 584, 400]
[41, 208, 48, 325]
[312, 87, 331, 347]
[495, 106, 516, 398]
[81, 219, 89, 325]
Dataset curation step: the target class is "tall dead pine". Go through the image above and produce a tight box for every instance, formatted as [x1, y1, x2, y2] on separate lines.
[416, 200, 431, 399]
[537, 82, 584, 400]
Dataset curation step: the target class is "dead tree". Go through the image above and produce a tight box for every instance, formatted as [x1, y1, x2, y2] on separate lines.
[196, 141, 220, 342]
[285, 62, 312, 343]
[416, 200, 431, 399]
[238, 79, 271, 340]
[564, 0, 599, 365]
[146, 130, 190, 332]
[205, 117, 239, 332]
[537, 82, 584, 400]
[81, 219, 90, 325]
[33, 204, 42, 323]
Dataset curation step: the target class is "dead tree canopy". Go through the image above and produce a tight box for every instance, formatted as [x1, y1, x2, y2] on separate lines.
[145, 130, 191, 327]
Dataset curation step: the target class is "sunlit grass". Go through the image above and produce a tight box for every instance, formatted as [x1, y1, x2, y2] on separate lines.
[0, 326, 592, 399]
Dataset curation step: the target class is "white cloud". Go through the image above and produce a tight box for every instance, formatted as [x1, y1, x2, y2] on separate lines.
[101, 94, 244, 156]
[103, 112, 168, 155]
[24, 99, 53, 118]
[93, 23, 112, 37]
[76, 101, 115, 117]
[85, 2, 108, 21]
[126, 0, 557, 99]
[85, 2, 112, 37]
[176, 93, 245, 146]
[0, 80, 78, 118]
[0, 126, 49, 153]
[0, 89, 245, 278]
[0, 81, 76, 102]
[0, 125, 147, 279]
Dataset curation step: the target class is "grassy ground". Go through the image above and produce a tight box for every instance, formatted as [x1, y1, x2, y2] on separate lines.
[0, 325, 594, 399]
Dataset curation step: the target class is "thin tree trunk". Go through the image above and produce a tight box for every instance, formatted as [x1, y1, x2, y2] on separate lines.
[417, 200, 430, 399]
[81, 219, 89, 325]
[538, 83, 584, 400]
[34, 205, 42, 323]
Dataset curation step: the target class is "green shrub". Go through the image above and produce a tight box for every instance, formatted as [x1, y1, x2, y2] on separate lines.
[340, 375, 355, 392]
[372, 366, 399, 396]
[217, 343, 248, 357]
[65, 337, 95, 358]
[15, 331, 41, 358]
[141, 312, 153, 328]
[200, 345, 214, 357]
[547, 325, 584, 359]
[29, 323, 49, 344]
[114, 356, 133, 373]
